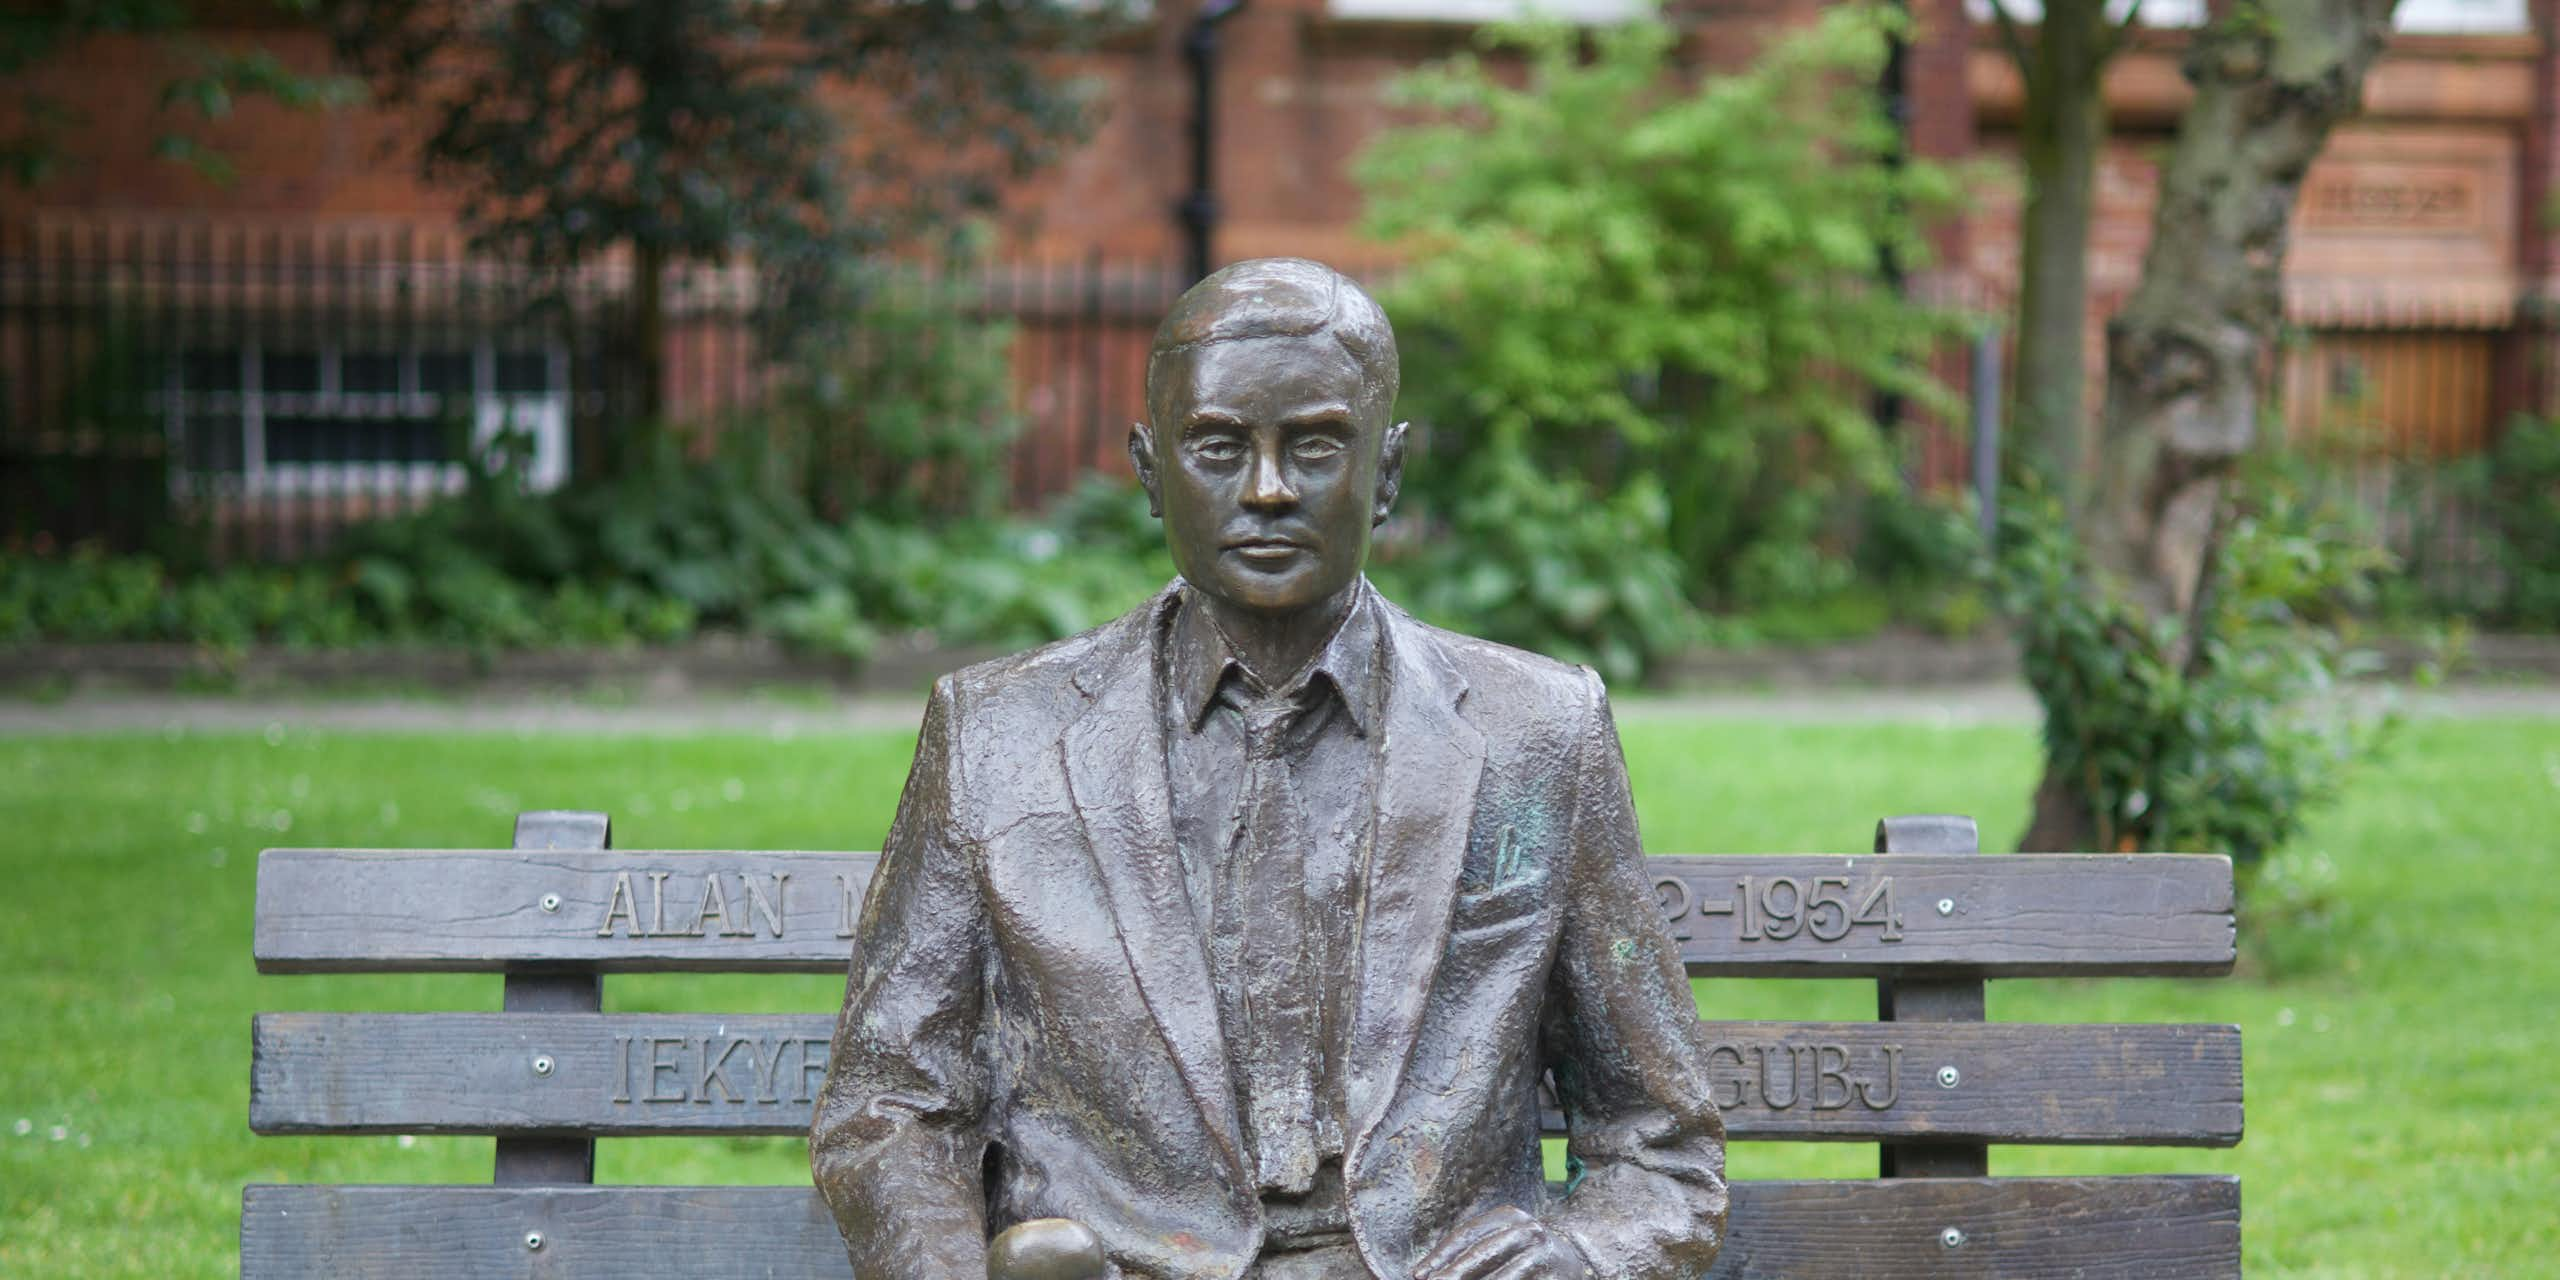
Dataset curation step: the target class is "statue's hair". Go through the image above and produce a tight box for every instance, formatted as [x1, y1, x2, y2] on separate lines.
[1146, 258, 1399, 420]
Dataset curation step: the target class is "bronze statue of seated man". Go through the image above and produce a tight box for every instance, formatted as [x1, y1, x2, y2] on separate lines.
[812, 257, 1726, 1280]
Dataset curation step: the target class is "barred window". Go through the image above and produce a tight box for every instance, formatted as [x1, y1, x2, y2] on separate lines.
[161, 341, 570, 496]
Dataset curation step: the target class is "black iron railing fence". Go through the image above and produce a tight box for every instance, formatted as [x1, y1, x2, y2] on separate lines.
[7, 221, 632, 560]
[0, 222, 1205, 561]
[0, 219, 2511, 610]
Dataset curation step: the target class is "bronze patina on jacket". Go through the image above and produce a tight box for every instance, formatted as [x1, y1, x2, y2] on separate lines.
[812, 259, 1726, 1280]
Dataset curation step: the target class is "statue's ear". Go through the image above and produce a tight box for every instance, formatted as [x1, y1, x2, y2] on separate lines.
[1129, 422, 1163, 519]
[1373, 421, 1409, 526]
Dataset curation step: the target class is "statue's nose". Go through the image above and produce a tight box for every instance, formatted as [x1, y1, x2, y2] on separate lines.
[1241, 443, 1298, 511]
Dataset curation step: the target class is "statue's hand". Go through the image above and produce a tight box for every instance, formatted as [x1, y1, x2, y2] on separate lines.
[988, 1218, 1109, 1280]
[1413, 1206, 1591, 1280]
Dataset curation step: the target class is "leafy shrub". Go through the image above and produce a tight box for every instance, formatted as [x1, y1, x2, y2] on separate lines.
[1371, 459, 1695, 685]
[341, 452, 1178, 656]
[754, 588, 878, 662]
[1359, 7, 1964, 628]
[2233, 436, 2489, 622]
[1996, 478, 2396, 869]
[2, 550, 165, 642]
[3, 461, 1173, 661]
[743, 263, 1024, 524]
[0, 551, 361, 650]
[2486, 414, 2560, 628]
[1858, 487, 1984, 592]
[1701, 592, 1893, 649]
[0, 548, 689, 655]
[1854, 487, 1994, 639]
[338, 448, 853, 637]
[837, 497, 1171, 652]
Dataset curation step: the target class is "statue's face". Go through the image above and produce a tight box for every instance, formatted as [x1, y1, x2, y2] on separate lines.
[1141, 334, 1399, 617]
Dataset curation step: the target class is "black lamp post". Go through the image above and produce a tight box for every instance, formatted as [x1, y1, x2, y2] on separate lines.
[1179, 0, 1250, 284]
[1874, 0, 1911, 437]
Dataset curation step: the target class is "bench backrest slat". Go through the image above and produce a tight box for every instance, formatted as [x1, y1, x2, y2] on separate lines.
[249, 1011, 2243, 1146]
[253, 849, 2237, 977]
[239, 1177, 2241, 1279]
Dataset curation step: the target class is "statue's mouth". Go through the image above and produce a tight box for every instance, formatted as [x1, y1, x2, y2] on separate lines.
[1225, 537, 1308, 564]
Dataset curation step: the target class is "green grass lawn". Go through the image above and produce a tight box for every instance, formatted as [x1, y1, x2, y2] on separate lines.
[2, 712, 2552, 1276]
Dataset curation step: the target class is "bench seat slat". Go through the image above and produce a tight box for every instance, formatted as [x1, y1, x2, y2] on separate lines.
[238, 1177, 2240, 1279]
[254, 849, 2236, 977]
[250, 1012, 2243, 1147]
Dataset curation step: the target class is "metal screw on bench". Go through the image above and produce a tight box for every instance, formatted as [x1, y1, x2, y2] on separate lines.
[1936, 897, 1955, 916]
[1936, 1065, 1960, 1088]
[531, 1054, 554, 1077]
[1940, 1227, 1966, 1249]
[525, 1231, 545, 1252]
[539, 892, 561, 913]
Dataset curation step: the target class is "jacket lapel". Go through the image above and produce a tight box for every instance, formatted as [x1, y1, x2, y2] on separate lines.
[1347, 615, 1486, 1152]
[1060, 598, 1248, 1183]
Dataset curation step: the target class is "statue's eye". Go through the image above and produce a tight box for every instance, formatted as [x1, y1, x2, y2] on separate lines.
[1292, 436, 1344, 461]
[1192, 436, 1245, 463]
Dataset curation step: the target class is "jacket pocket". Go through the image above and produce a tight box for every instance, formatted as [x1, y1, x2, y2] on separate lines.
[1448, 876, 1546, 937]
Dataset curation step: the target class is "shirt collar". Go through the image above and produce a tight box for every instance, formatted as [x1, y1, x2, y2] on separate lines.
[1168, 577, 1384, 737]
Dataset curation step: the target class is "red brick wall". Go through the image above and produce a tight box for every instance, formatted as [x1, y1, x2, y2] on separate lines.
[10, 29, 449, 225]
[19, 13, 2546, 273]
[9, 2, 1839, 259]
[13, 5, 2552, 497]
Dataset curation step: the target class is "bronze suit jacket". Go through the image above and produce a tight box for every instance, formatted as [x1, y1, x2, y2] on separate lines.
[811, 583, 1727, 1280]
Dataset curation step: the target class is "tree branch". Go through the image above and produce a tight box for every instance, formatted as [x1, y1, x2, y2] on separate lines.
[1987, 0, 2034, 76]
[2097, 0, 2146, 61]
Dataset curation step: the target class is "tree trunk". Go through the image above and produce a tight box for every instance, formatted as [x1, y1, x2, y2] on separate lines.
[2020, 0, 2401, 850]
[2089, 0, 2398, 612]
[2007, 0, 2113, 514]
[2018, 767, 2104, 852]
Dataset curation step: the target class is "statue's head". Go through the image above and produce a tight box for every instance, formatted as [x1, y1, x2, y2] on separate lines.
[1133, 257, 1406, 618]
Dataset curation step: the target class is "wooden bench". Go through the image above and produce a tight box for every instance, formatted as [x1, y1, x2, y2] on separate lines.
[242, 810, 2243, 1277]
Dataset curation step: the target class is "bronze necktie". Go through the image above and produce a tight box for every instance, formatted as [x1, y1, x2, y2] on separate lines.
[1224, 693, 1322, 1195]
